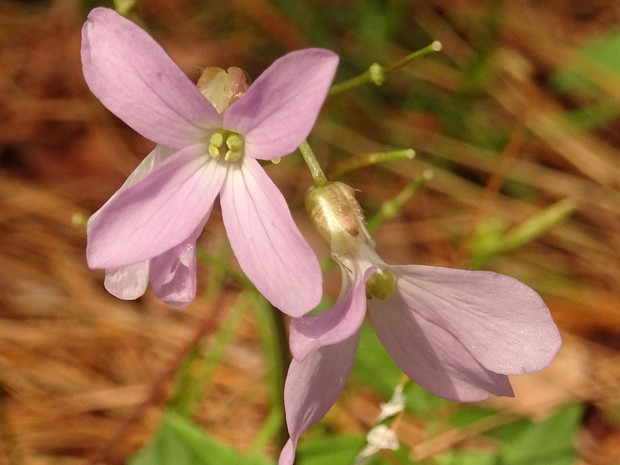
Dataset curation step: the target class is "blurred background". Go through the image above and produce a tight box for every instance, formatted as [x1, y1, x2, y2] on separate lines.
[1, 0, 620, 464]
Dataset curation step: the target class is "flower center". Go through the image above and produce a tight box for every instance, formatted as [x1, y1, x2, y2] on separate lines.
[366, 271, 395, 300]
[208, 129, 244, 162]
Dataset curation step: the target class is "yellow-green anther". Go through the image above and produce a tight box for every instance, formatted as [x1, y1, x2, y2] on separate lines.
[209, 132, 224, 159]
[366, 271, 396, 300]
[210, 132, 223, 147]
[208, 130, 244, 162]
[209, 146, 221, 158]
[224, 134, 244, 162]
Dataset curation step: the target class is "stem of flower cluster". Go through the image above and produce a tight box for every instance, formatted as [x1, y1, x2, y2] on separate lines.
[299, 140, 329, 186]
[367, 169, 434, 231]
[331, 148, 415, 179]
[328, 41, 442, 97]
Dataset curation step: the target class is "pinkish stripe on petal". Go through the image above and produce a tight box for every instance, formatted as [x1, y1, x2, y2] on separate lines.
[389, 265, 561, 376]
[87, 145, 226, 269]
[224, 49, 338, 160]
[81, 7, 221, 148]
[280, 332, 360, 465]
[220, 157, 322, 316]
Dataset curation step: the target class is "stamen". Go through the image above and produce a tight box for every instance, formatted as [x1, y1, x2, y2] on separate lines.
[209, 132, 224, 159]
[225, 134, 244, 162]
[366, 271, 396, 300]
[207, 130, 244, 162]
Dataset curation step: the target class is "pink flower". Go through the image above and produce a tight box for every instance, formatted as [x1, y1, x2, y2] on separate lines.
[81, 8, 338, 313]
[280, 183, 561, 464]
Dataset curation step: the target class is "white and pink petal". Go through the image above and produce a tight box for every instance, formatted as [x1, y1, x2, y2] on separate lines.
[289, 261, 374, 361]
[81, 7, 221, 149]
[104, 261, 150, 300]
[87, 145, 226, 269]
[224, 49, 338, 160]
[220, 157, 322, 317]
[149, 215, 209, 308]
[280, 332, 360, 465]
[389, 265, 561, 376]
[368, 292, 514, 402]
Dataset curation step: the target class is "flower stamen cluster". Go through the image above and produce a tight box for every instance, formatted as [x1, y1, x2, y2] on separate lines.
[208, 130, 244, 162]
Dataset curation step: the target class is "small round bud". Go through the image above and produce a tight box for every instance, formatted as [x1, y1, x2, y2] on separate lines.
[369, 62, 386, 86]
[305, 182, 372, 255]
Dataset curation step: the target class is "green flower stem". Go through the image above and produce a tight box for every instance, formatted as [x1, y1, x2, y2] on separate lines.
[299, 140, 329, 186]
[331, 149, 415, 179]
[383, 41, 442, 75]
[328, 41, 442, 97]
[114, 0, 136, 16]
[367, 169, 433, 231]
[251, 301, 291, 453]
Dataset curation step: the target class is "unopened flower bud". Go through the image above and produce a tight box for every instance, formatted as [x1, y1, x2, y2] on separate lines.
[305, 182, 373, 256]
[197, 66, 249, 114]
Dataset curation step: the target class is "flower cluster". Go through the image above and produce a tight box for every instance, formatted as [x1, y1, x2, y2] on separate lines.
[81, 8, 561, 465]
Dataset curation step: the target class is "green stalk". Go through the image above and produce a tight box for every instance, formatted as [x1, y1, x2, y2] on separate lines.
[328, 41, 442, 97]
[299, 140, 329, 186]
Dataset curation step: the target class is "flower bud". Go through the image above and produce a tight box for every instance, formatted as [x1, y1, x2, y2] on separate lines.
[305, 182, 373, 256]
[197, 67, 248, 114]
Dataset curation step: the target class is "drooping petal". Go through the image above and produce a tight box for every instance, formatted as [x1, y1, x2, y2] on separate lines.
[289, 261, 374, 361]
[220, 157, 322, 317]
[389, 265, 561, 376]
[87, 146, 226, 269]
[81, 7, 221, 148]
[149, 245, 196, 307]
[97, 145, 176, 301]
[224, 49, 338, 160]
[149, 214, 209, 307]
[368, 293, 514, 402]
[280, 331, 361, 465]
[104, 261, 150, 300]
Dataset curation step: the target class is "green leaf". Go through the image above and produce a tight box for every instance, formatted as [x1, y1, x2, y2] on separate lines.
[554, 26, 620, 95]
[295, 434, 366, 465]
[352, 322, 402, 397]
[128, 410, 273, 465]
[435, 450, 496, 465]
[448, 407, 499, 429]
[552, 27, 620, 129]
[353, 323, 447, 418]
[402, 380, 447, 419]
[494, 404, 584, 465]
